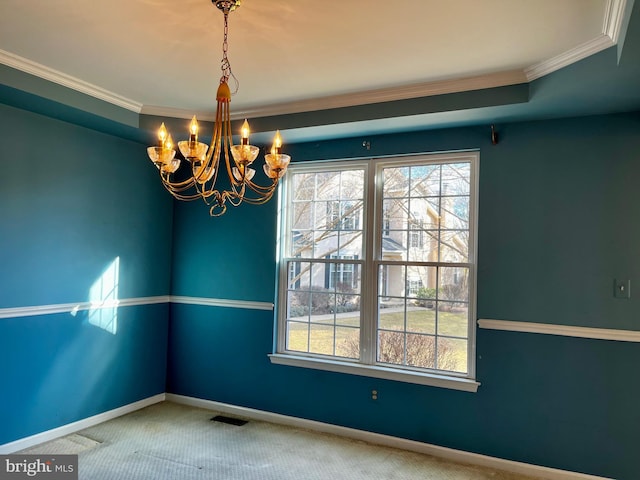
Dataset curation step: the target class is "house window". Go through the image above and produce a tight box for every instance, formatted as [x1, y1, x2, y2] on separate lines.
[275, 152, 478, 389]
[327, 254, 357, 289]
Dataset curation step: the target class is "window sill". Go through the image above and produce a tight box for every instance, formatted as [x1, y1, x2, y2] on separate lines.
[269, 354, 480, 392]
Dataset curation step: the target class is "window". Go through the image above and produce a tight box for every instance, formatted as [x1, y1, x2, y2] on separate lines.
[274, 153, 478, 390]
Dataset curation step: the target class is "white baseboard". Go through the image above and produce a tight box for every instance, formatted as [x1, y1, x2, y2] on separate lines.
[166, 393, 611, 480]
[0, 393, 166, 454]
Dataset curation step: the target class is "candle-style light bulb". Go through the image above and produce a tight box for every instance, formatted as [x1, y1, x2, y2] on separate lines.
[273, 130, 283, 154]
[165, 134, 174, 151]
[241, 119, 250, 146]
[158, 123, 168, 148]
[189, 115, 198, 146]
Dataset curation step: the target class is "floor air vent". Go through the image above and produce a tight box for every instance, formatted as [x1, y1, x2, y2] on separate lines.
[211, 415, 248, 426]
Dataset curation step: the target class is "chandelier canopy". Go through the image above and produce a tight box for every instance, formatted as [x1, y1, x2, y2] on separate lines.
[147, 0, 290, 217]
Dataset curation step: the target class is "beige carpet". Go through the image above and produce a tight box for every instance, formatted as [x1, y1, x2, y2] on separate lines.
[21, 401, 542, 480]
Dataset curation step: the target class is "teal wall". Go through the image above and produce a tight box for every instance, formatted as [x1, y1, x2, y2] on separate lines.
[0, 103, 173, 444]
[1, 95, 638, 478]
[167, 112, 640, 480]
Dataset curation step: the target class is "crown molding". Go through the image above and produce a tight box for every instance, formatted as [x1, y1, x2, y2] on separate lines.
[525, 0, 625, 81]
[524, 34, 615, 81]
[603, 0, 627, 43]
[0, 49, 142, 113]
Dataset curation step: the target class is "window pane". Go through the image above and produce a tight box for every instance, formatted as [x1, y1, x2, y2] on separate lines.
[440, 230, 468, 263]
[288, 290, 310, 319]
[316, 172, 339, 200]
[406, 333, 436, 369]
[309, 324, 334, 355]
[437, 306, 468, 338]
[378, 264, 405, 300]
[335, 326, 359, 359]
[286, 321, 309, 352]
[408, 229, 439, 262]
[437, 337, 467, 373]
[289, 169, 364, 260]
[377, 330, 405, 364]
[292, 173, 316, 201]
[406, 307, 436, 334]
[441, 195, 469, 229]
[441, 163, 470, 196]
[383, 167, 409, 197]
[378, 302, 405, 331]
[410, 164, 441, 196]
[439, 267, 469, 303]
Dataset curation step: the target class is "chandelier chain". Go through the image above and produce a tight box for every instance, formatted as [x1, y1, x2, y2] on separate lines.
[220, 11, 239, 94]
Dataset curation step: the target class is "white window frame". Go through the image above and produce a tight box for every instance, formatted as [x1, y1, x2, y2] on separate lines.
[270, 152, 480, 392]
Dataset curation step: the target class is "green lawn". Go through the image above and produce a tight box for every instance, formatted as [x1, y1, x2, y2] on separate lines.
[286, 307, 469, 372]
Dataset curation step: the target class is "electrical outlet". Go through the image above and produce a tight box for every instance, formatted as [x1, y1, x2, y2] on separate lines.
[614, 279, 631, 299]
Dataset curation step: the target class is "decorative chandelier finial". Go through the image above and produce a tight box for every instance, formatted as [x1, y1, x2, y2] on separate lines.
[146, 0, 290, 217]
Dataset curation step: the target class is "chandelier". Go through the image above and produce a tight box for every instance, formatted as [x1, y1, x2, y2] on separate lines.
[146, 0, 290, 217]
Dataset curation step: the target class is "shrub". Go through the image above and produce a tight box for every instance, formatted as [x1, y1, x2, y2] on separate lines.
[340, 330, 459, 371]
[414, 287, 436, 307]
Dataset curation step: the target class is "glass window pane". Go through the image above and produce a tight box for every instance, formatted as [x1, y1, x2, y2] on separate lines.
[335, 304, 360, 326]
[406, 265, 437, 299]
[410, 164, 441, 197]
[436, 306, 469, 338]
[310, 291, 334, 316]
[441, 195, 469, 229]
[379, 264, 405, 300]
[340, 171, 364, 200]
[315, 172, 340, 200]
[377, 330, 405, 364]
[384, 197, 409, 227]
[439, 267, 469, 303]
[292, 202, 312, 230]
[309, 324, 334, 355]
[441, 163, 470, 196]
[408, 229, 439, 262]
[287, 321, 309, 352]
[378, 303, 405, 331]
[311, 230, 339, 259]
[337, 231, 363, 258]
[439, 230, 468, 263]
[437, 337, 467, 373]
[335, 326, 359, 359]
[406, 307, 436, 334]
[406, 333, 436, 369]
[288, 261, 311, 290]
[383, 167, 409, 198]
[287, 290, 310, 319]
[292, 173, 315, 201]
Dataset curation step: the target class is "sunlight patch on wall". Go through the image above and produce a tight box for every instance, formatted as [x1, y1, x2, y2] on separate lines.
[87, 257, 120, 334]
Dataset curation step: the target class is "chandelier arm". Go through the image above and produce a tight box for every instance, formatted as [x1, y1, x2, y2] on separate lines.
[243, 178, 279, 194]
[160, 173, 198, 193]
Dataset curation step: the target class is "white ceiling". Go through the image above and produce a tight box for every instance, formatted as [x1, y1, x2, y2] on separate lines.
[0, 0, 616, 125]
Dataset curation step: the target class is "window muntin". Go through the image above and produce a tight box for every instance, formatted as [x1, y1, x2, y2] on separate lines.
[278, 153, 477, 380]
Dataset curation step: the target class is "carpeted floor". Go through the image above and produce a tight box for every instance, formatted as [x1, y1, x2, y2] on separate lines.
[20, 402, 542, 480]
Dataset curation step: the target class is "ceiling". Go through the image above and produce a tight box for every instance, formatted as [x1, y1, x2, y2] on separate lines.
[0, 0, 639, 142]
